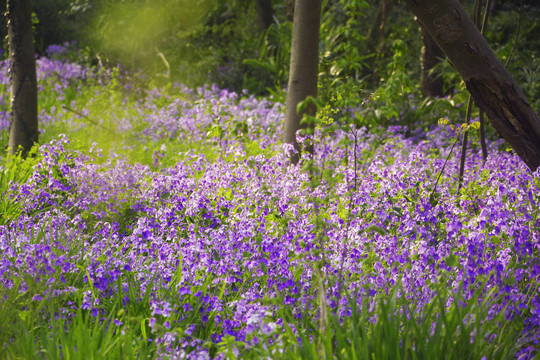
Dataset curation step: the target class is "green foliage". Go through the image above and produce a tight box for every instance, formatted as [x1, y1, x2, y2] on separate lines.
[4, 305, 156, 359]
[243, 20, 293, 93]
[1, 268, 156, 359]
[217, 280, 524, 359]
[315, 38, 424, 137]
[367, 39, 417, 127]
[38, 68, 136, 159]
[319, 0, 371, 83]
[0, 147, 40, 225]
[3, 0, 540, 109]
[331, 282, 518, 359]
[488, 6, 540, 113]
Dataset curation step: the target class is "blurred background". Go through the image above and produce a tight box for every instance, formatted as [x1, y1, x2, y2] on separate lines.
[0, 0, 538, 110]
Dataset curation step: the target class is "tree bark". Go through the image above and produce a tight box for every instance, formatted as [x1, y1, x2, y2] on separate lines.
[283, 0, 321, 164]
[404, 0, 540, 171]
[420, 26, 444, 97]
[7, 0, 38, 156]
[286, 0, 295, 22]
[366, 0, 394, 87]
[367, 0, 392, 54]
[255, 0, 274, 31]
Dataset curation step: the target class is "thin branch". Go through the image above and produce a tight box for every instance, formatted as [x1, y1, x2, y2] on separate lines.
[430, 127, 462, 198]
[479, 109, 488, 162]
[504, 0, 523, 68]
[458, 97, 473, 194]
[62, 105, 120, 137]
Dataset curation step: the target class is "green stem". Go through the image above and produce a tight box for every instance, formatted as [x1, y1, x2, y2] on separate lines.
[458, 97, 473, 194]
[430, 130, 461, 197]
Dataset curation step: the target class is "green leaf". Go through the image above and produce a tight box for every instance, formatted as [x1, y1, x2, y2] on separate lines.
[445, 254, 458, 268]
[297, 100, 308, 115]
[141, 319, 148, 340]
[18, 310, 30, 323]
[429, 192, 440, 207]
[364, 225, 387, 236]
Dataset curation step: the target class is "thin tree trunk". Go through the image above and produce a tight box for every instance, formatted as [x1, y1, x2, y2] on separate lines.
[286, 0, 295, 22]
[283, 0, 321, 164]
[420, 27, 444, 97]
[479, 109, 488, 161]
[366, 0, 394, 87]
[458, 0, 486, 192]
[404, 0, 540, 171]
[367, 0, 394, 53]
[7, 0, 38, 156]
[255, 0, 274, 31]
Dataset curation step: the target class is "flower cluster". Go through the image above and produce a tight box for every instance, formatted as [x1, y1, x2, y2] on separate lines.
[0, 47, 538, 358]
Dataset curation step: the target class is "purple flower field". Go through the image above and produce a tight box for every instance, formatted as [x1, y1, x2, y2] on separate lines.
[0, 51, 539, 359]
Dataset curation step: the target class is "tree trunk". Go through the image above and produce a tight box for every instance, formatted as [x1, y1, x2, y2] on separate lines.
[286, 0, 295, 22]
[255, 0, 274, 31]
[367, 0, 392, 54]
[366, 0, 394, 87]
[420, 26, 444, 97]
[283, 0, 321, 164]
[404, 0, 540, 171]
[7, 0, 38, 156]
